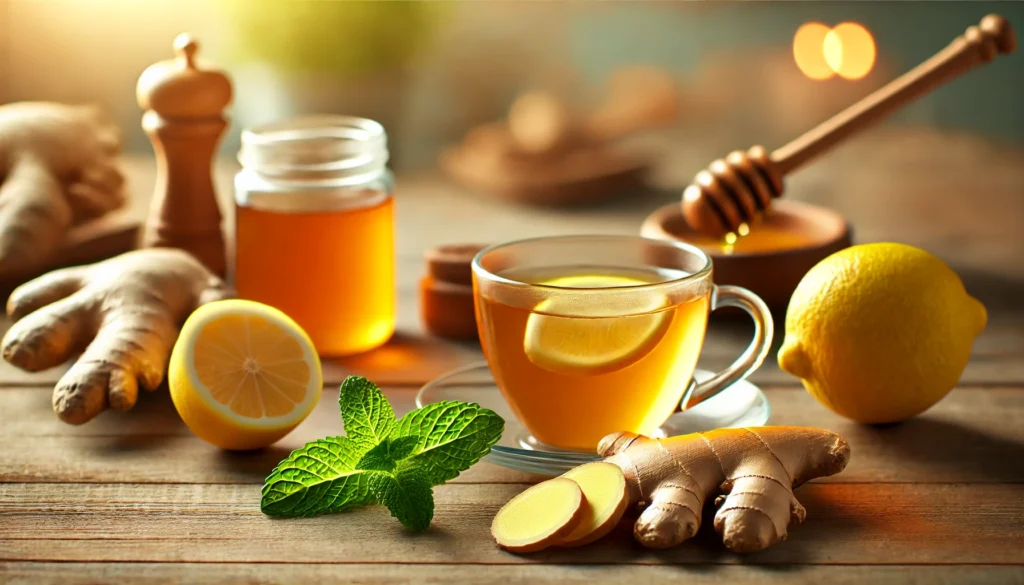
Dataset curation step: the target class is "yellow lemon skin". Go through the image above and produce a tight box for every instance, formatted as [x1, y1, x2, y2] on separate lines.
[168, 300, 323, 451]
[778, 243, 986, 424]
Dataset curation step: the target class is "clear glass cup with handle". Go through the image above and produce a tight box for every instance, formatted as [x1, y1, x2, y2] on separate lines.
[472, 235, 773, 451]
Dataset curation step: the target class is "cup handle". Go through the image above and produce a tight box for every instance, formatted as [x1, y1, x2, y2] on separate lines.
[679, 285, 774, 411]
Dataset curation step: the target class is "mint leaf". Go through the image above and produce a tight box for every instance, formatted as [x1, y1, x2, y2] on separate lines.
[262, 376, 504, 529]
[356, 436, 418, 472]
[387, 435, 420, 460]
[339, 376, 396, 450]
[368, 466, 434, 531]
[357, 440, 397, 472]
[261, 436, 374, 517]
[393, 400, 504, 484]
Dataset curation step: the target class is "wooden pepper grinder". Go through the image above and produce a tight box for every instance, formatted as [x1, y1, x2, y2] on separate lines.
[136, 33, 232, 276]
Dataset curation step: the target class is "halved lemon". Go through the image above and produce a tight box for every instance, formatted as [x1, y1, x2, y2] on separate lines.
[524, 274, 672, 376]
[168, 299, 322, 450]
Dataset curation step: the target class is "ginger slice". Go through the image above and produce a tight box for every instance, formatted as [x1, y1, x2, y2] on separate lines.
[558, 462, 629, 548]
[599, 426, 850, 553]
[492, 478, 584, 553]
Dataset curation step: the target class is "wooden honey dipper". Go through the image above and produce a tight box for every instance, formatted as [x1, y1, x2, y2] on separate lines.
[682, 14, 1017, 237]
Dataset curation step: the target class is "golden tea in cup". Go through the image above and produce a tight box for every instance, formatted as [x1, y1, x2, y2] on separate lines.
[472, 235, 773, 451]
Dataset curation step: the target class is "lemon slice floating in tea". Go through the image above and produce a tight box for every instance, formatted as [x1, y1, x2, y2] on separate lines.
[168, 299, 323, 451]
[524, 273, 672, 376]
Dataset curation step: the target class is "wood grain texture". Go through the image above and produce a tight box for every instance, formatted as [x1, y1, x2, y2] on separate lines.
[2, 563, 1022, 585]
[1, 483, 1022, 565]
[4, 386, 1024, 483]
[1, 386, 1022, 484]
[1, 140, 1023, 581]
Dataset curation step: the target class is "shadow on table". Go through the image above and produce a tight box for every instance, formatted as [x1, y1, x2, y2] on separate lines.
[213, 445, 296, 482]
[957, 265, 1024, 313]
[644, 492, 865, 567]
[538, 494, 862, 567]
[92, 385, 187, 452]
[865, 417, 1024, 483]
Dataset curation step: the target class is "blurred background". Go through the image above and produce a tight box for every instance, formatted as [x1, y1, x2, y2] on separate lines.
[3, 0, 1022, 174]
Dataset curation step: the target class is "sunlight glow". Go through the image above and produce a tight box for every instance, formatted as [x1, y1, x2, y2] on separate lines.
[795, 21, 876, 81]
[793, 22, 835, 80]
[827, 22, 876, 80]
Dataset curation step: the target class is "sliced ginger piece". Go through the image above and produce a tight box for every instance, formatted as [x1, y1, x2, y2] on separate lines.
[492, 478, 584, 553]
[558, 462, 629, 548]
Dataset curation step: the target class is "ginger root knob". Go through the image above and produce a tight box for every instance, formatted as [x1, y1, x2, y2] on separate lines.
[602, 426, 850, 553]
[2, 248, 227, 424]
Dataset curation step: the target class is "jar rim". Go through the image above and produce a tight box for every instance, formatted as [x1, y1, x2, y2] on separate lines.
[241, 115, 385, 146]
[238, 115, 389, 181]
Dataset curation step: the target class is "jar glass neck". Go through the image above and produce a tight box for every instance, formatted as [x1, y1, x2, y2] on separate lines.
[238, 115, 389, 187]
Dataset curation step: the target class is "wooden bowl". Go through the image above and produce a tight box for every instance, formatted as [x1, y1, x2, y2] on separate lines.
[439, 144, 648, 207]
[641, 201, 853, 310]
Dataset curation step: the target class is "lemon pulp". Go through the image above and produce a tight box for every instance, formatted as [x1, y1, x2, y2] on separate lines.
[169, 299, 323, 450]
[523, 273, 672, 376]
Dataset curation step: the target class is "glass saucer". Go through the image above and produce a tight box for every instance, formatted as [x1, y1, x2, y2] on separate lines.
[416, 362, 770, 476]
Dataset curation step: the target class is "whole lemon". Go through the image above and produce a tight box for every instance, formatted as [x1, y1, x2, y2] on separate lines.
[778, 242, 986, 424]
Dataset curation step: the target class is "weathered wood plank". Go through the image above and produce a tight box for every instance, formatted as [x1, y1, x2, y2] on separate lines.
[0, 384, 425, 439]
[1, 385, 1021, 484]
[0, 435, 534, 485]
[1, 563, 1021, 585]
[1, 483, 1022, 565]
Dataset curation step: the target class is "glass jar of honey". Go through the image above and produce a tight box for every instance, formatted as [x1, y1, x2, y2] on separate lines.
[233, 115, 395, 356]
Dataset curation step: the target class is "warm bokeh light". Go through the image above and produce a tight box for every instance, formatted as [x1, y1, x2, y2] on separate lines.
[794, 21, 876, 81]
[793, 22, 835, 80]
[826, 22, 876, 80]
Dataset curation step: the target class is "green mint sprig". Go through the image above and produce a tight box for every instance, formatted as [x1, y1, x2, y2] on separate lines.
[260, 376, 504, 531]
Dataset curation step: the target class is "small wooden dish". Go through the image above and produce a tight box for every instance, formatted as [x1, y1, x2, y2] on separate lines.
[0, 212, 142, 297]
[439, 143, 648, 207]
[641, 201, 852, 310]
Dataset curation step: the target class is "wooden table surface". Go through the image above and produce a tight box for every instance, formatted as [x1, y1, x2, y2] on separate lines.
[2, 128, 1024, 584]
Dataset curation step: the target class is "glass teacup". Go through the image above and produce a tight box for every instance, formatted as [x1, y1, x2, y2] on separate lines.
[472, 235, 773, 451]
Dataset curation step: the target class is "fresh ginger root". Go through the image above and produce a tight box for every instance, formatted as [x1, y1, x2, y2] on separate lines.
[491, 477, 585, 553]
[600, 426, 850, 552]
[2, 248, 227, 424]
[492, 427, 849, 554]
[0, 102, 125, 278]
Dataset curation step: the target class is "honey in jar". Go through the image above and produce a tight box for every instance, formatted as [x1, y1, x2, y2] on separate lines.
[233, 116, 395, 356]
